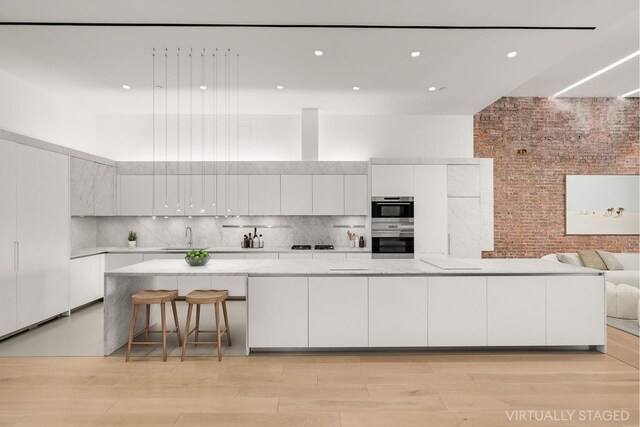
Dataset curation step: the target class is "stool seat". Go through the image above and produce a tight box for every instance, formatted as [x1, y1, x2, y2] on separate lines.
[185, 290, 228, 304]
[131, 290, 178, 305]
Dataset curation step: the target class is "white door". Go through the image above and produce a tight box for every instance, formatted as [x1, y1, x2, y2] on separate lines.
[369, 277, 427, 347]
[153, 175, 185, 216]
[118, 175, 153, 216]
[281, 175, 312, 215]
[344, 175, 368, 216]
[248, 277, 308, 347]
[216, 175, 249, 216]
[309, 276, 368, 347]
[70, 256, 101, 309]
[16, 144, 70, 329]
[371, 165, 414, 196]
[487, 276, 546, 346]
[249, 175, 281, 215]
[312, 175, 344, 215]
[428, 277, 487, 346]
[414, 165, 448, 257]
[185, 175, 216, 216]
[0, 139, 17, 336]
[546, 276, 605, 346]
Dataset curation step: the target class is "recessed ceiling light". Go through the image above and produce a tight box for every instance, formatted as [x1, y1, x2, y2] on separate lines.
[411, 51, 421, 58]
[620, 88, 640, 98]
[352, 86, 360, 91]
[276, 85, 284, 90]
[122, 84, 131, 90]
[506, 51, 518, 58]
[428, 86, 437, 91]
[314, 50, 324, 56]
[200, 85, 207, 90]
[553, 50, 640, 97]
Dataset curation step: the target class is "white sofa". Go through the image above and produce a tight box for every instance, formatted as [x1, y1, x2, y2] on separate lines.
[541, 253, 639, 287]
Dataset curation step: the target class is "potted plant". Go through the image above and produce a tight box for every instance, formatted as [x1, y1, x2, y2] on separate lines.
[617, 207, 625, 217]
[128, 230, 137, 248]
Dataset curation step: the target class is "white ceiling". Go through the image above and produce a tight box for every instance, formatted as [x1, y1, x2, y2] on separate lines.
[0, 0, 637, 115]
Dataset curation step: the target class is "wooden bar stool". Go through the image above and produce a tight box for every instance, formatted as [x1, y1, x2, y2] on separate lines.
[126, 290, 182, 362]
[181, 290, 231, 362]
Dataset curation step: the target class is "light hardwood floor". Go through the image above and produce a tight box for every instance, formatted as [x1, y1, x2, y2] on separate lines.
[0, 327, 637, 427]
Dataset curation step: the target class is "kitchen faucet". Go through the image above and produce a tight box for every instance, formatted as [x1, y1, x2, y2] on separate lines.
[185, 227, 193, 249]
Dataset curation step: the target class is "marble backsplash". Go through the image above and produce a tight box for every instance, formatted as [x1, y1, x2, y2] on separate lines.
[71, 216, 368, 251]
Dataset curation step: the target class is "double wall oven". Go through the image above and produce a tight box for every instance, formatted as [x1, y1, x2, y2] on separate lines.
[371, 197, 414, 259]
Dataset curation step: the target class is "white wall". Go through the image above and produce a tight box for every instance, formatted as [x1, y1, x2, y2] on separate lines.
[0, 70, 97, 153]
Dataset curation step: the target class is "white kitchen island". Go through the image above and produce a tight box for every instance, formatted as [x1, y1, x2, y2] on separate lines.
[104, 258, 606, 355]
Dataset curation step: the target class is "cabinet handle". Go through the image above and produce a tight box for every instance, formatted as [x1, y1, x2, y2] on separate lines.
[447, 234, 451, 256]
[14, 241, 19, 271]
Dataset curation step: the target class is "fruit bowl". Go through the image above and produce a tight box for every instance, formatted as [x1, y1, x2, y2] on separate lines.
[185, 249, 210, 266]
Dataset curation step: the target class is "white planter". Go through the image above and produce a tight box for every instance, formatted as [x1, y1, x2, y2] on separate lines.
[128, 241, 137, 248]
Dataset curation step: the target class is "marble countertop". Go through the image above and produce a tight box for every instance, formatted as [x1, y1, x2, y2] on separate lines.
[71, 246, 371, 259]
[105, 258, 603, 277]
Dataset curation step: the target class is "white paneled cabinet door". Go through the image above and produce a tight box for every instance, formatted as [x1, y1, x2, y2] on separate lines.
[369, 277, 427, 347]
[248, 277, 308, 348]
[186, 175, 216, 216]
[118, 175, 153, 216]
[70, 256, 101, 309]
[414, 165, 448, 257]
[216, 175, 249, 216]
[0, 140, 17, 337]
[371, 165, 414, 196]
[153, 175, 184, 216]
[344, 175, 368, 215]
[309, 277, 368, 347]
[546, 276, 605, 346]
[487, 276, 546, 346]
[16, 144, 69, 329]
[281, 175, 312, 215]
[312, 175, 344, 215]
[70, 157, 95, 216]
[249, 175, 281, 215]
[428, 277, 487, 346]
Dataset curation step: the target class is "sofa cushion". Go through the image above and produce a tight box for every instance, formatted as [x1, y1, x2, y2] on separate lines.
[597, 250, 624, 270]
[615, 253, 640, 271]
[577, 250, 607, 270]
[605, 270, 640, 288]
[613, 284, 639, 320]
[556, 253, 583, 266]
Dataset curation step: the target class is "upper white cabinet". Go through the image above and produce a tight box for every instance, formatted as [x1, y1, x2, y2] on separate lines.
[344, 175, 368, 216]
[94, 163, 116, 216]
[249, 175, 280, 215]
[153, 175, 184, 216]
[216, 174, 249, 216]
[118, 175, 153, 216]
[414, 165, 448, 257]
[312, 175, 344, 215]
[0, 140, 17, 337]
[185, 175, 216, 216]
[70, 159, 116, 216]
[371, 165, 414, 196]
[281, 175, 312, 215]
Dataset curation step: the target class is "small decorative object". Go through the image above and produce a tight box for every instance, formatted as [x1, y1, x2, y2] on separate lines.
[128, 230, 137, 248]
[618, 207, 625, 217]
[185, 249, 210, 266]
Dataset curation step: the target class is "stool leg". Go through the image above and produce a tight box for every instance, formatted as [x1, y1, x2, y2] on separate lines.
[214, 301, 222, 362]
[160, 302, 167, 362]
[181, 303, 193, 362]
[126, 304, 139, 362]
[222, 300, 232, 346]
[171, 300, 182, 346]
[145, 305, 150, 344]
[194, 304, 201, 347]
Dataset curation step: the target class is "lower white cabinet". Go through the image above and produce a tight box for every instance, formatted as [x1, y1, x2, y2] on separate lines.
[346, 253, 371, 260]
[312, 252, 347, 260]
[143, 254, 181, 289]
[428, 277, 487, 346]
[248, 277, 308, 347]
[178, 276, 212, 295]
[70, 256, 101, 309]
[105, 254, 145, 271]
[279, 252, 313, 260]
[369, 277, 427, 347]
[546, 276, 605, 346]
[309, 277, 368, 347]
[212, 276, 246, 297]
[487, 276, 546, 346]
[245, 253, 279, 260]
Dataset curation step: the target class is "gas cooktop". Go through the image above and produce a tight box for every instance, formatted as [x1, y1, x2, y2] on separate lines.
[291, 245, 311, 250]
[314, 245, 335, 250]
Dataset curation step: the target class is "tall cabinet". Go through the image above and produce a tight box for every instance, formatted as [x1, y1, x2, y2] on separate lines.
[0, 139, 70, 336]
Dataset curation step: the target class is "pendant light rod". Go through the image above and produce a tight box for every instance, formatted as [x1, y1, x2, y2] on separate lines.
[200, 48, 206, 213]
[212, 49, 217, 210]
[189, 48, 194, 209]
[176, 47, 181, 212]
[164, 47, 168, 209]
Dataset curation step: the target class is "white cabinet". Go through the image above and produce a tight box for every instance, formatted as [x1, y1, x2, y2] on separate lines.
[312, 252, 346, 260]
[414, 165, 448, 257]
[487, 277, 546, 346]
[312, 175, 344, 215]
[346, 252, 371, 260]
[447, 165, 480, 197]
[118, 175, 153, 216]
[185, 175, 216, 216]
[105, 253, 145, 271]
[281, 175, 312, 215]
[448, 198, 481, 258]
[153, 175, 184, 216]
[16, 144, 70, 329]
[0, 140, 17, 337]
[280, 252, 313, 260]
[70, 256, 101, 309]
[94, 164, 116, 216]
[546, 276, 605, 346]
[428, 277, 487, 347]
[369, 277, 428, 347]
[344, 175, 368, 216]
[309, 277, 368, 347]
[245, 253, 279, 260]
[248, 277, 308, 347]
[178, 276, 212, 295]
[143, 253, 180, 289]
[70, 157, 96, 216]
[249, 175, 281, 215]
[216, 175, 249, 216]
[212, 275, 246, 297]
[371, 165, 414, 196]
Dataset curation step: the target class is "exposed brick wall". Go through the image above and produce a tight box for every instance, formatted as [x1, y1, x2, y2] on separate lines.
[474, 97, 639, 258]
